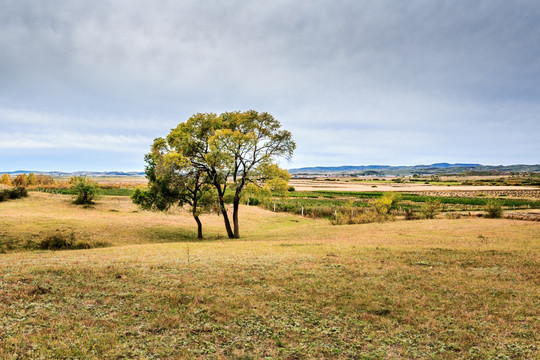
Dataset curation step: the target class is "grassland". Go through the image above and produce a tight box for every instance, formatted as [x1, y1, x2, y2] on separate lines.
[1, 192, 539, 359]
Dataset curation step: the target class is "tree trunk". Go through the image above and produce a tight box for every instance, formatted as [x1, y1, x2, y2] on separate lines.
[233, 196, 240, 238]
[194, 215, 203, 239]
[219, 198, 234, 239]
[212, 179, 234, 239]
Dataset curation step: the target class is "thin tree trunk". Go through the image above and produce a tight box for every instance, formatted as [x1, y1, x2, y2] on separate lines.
[194, 215, 203, 239]
[233, 196, 240, 238]
[219, 198, 234, 239]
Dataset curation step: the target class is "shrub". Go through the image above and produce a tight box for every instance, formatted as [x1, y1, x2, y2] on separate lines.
[37, 232, 109, 251]
[288, 186, 295, 192]
[0, 187, 28, 202]
[422, 199, 441, 219]
[73, 177, 98, 205]
[372, 192, 401, 217]
[404, 208, 419, 220]
[485, 199, 503, 218]
[332, 209, 386, 225]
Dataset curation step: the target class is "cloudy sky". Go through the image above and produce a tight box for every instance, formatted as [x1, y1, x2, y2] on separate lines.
[1, 0, 539, 171]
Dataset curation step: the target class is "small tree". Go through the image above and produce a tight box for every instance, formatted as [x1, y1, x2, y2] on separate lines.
[36, 174, 55, 185]
[422, 199, 441, 219]
[27, 173, 37, 186]
[484, 199, 503, 218]
[12, 174, 28, 187]
[132, 138, 215, 239]
[372, 192, 401, 217]
[73, 177, 98, 205]
[0, 174, 11, 186]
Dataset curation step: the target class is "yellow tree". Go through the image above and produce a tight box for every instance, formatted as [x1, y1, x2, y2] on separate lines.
[27, 173, 37, 186]
[0, 174, 11, 186]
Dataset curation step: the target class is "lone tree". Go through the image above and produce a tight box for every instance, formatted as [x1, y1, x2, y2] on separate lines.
[72, 177, 98, 205]
[151, 110, 294, 239]
[132, 138, 216, 239]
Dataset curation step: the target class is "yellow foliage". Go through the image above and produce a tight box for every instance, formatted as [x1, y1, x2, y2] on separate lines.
[0, 174, 11, 186]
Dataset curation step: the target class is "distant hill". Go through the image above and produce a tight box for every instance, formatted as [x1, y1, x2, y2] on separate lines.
[2, 163, 539, 177]
[289, 163, 540, 175]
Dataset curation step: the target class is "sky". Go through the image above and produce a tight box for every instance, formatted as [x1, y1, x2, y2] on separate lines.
[1, 0, 539, 172]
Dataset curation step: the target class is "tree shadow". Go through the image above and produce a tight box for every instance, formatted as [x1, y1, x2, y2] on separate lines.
[139, 225, 226, 243]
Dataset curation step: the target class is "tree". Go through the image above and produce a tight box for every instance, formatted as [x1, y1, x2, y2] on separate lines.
[72, 177, 98, 205]
[132, 139, 215, 239]
[165, 110, 295, 238]
[36, 174, 55, 185]
[0, 174, 11, 186]
[422, 199, 441, 219]
[484, 199, 503, 218]
[372, 192, 401, 217]
[27, 173, 37, 186]
[12, 174, 28, 187]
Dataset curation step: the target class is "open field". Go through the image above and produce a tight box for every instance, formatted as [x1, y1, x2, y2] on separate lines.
[0, 193, 539, 358]
[290, 179, 540, 194]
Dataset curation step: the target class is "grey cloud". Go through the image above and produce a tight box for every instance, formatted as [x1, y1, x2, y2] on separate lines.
[0, 0, 539, 170]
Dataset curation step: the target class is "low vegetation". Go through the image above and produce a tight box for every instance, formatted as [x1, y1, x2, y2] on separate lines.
[0, 187, 28, 202]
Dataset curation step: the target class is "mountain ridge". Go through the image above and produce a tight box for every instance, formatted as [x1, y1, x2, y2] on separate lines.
[288, 163, 540, 175]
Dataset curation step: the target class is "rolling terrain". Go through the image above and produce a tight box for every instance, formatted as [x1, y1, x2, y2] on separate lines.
[0, 192, 539, 358]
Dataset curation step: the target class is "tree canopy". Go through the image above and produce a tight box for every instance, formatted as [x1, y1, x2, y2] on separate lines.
[133, 110, 295, 239]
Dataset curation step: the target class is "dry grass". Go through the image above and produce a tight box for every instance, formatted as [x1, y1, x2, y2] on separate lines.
[0, 193, 539, 359]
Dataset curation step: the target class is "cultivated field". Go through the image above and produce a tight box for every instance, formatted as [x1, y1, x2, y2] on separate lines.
[0, 192, 539, 359]
[290, 178, 540, 195]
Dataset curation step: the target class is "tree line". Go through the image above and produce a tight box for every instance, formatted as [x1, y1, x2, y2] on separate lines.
[0, 173, 55, 187]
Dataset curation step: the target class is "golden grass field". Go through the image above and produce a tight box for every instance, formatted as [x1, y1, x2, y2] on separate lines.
[1, 192, 539, 359]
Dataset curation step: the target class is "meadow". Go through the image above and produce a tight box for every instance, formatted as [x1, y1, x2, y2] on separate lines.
[0, 189, 539, 359]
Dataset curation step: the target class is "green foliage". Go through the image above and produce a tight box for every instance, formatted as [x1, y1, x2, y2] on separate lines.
[159, 110, 295, 238]
[0, 187, 28, 202]
[485, 200, 503, 218]
[72, 177, 98, 205]
[132, 142, 217, 239]
[287, 191, 539, 209]
[422, 199, 441, 219]
[0, 187, 27, 201]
